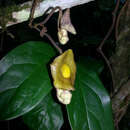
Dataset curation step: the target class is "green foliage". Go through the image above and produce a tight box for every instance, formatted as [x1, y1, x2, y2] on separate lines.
[67, 62, 114, 130]
[0, 41, 114, 130]
[23, 93, 63, 130]
[0, 41, 56, 120]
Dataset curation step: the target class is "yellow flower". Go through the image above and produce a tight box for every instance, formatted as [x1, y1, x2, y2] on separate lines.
[50, 49, 76, 91]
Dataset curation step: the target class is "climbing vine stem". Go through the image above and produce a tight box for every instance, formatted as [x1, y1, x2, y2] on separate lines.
[29, 0, 63, 54]
[97, 0, 120, 95]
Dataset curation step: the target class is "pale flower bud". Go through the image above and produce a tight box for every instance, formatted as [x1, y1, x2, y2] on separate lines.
[56, 88, 72, 105]
[58, 28, 69, 45]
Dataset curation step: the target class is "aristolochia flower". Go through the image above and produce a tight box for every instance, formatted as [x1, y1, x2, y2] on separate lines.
[50, 49, 76, 90]
[50, 49, 76, 104]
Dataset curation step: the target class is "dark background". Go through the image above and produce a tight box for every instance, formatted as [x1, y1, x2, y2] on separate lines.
[0, 0, 129, 130]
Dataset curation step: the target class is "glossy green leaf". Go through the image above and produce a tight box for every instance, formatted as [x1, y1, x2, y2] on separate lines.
[0, 41, 56, 120]
[23, 93, 63, 130]
[67, 62, 114, 130]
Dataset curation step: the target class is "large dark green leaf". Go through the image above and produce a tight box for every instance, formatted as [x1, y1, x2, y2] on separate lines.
[23, 93, 63, 130]
[0, 41, 56, 120]
[67, 62, 114, 130]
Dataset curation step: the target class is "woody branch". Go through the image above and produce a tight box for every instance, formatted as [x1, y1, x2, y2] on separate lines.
[0, 0, 94, 28]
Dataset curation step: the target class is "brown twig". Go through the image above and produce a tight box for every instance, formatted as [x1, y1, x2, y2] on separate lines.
[97, 0, 120, 93]
[44, 33, 62, 54]
[36, 6, 62, 28]
[29, 0, 39, 28]
[115, 0, 128, 39]
[29, 0, 62, 54]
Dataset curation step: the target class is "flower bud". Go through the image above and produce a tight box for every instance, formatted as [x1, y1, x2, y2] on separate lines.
[58, 28, 69, 45]
[56, 88, 72, 105]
